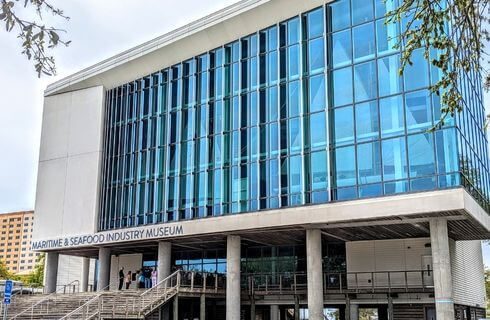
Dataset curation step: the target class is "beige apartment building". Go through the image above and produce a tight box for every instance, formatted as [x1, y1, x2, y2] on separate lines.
[0, 211, 40, 275]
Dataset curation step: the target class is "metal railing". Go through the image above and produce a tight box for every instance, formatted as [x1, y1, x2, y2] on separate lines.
[179, 271, 226, 293]
[55, 280, 80, 294]
[244, 270, 434, 295]
[60, 270, 182, 320]
[8, 280, 87, 320]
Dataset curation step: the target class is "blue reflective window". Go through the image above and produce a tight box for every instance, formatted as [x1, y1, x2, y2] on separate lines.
[352, 0, 374, 25]
[311, 151, 328, 191]
[289, 118, 302, 154]
[404, 49, 429, 91]
[359, 184, 383, 198]
[411, 176, 436, 192]
[380, 95, 405, 137]
[335, 146, 357, 187]
[268, 86, 278, 122]
[288, 44, 300, 80]
[375, 0, 399, 18]
[353, 22, 375, 63]
[357, 142, 382, 184]
[289, 155, 303, 194]
[378, 54, 402, 97]
[288, 18, 300, 45]
[333, 106, 354, 146]
[331, 0, 351, 32]
[356, 101, 379, 143]
[307, 8, 324, 39]
[289, 81, 301, 117]
[384, 180, 408, 195]
[268, 51, 278, 85]
[268, 26, 278, 51]
[310, 112, 327, 150]
[408, 133, 435, 178]
[308, 38, 325, 74]
[435, 129, 458, 174]
[354, 61, 377, 102]
[333, 67, 353, 107]
[382, 137, 408, 181]
[332, 30, 352, 68]
[376, 19, 399, 56]
[405, 90, 432, 133]
[309, 75, 326, 113]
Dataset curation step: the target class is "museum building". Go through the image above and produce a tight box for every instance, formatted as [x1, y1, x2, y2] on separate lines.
[33, 0, 490, 319]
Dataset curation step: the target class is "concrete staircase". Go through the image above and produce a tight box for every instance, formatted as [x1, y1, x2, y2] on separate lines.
[5, 291, 99, 320]
[5, 270, 202, 320]
[60, 270, 181, 320]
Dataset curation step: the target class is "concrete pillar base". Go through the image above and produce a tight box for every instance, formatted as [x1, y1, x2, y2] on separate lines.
[200, 294, 205, 320]
[430, 219, 455, 320]
[158, 242, 172, 283]
[226, 235, 241, 320]
[270, 305, 279, 320]
[44, 252, 59, 294]
[81, 257, 90, 292]
[98, 248, 111, 291]
[306, 229, 324, 320]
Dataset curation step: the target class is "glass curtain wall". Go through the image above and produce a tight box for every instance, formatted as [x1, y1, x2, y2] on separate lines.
[99, 0, 489, 231]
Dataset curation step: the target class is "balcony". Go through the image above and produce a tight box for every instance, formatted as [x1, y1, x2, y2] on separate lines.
[243, 270, 435, 295]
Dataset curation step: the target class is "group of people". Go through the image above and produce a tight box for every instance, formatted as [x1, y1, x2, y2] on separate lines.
[118, 267, 158, 290]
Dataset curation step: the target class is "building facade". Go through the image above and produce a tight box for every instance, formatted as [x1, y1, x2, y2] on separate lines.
[33, 0, 489, 319]
[0, 211, 39, 275]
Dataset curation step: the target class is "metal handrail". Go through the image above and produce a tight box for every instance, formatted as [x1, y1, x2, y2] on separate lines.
[9, 280, 87, 320]
[244, 269, 434, 294]
[58, 284, 111, 320]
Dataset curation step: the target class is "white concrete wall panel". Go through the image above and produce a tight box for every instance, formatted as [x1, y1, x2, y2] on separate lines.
[56, 255, 96, 291]
[34, 86, 104, 242]
[346, 238, 432, 289]
[39, 94, 70, 161]
[62, 152, 102, 236]
[110, 254, 143, 290]
[34, 158, 66, 238]
[450, 240, 486, 307]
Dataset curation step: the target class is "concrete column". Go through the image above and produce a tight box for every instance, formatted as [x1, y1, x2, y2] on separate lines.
[158, 241, 172, 282]
[200, 294, 206, 320]
[430, 219, 455, 320]
[250, 297, 256, 320]
[226, 235, 241, 320]
[270, 305, 279, 320]
[98, 247, 111, 291]
[80, 257, 90, 292]
[349, 304, 358, 320]
[173, 295, 179, 320]
[44, 252, 59, 293]
[345, 296, 351, 320]
[294, 296, 300, 320]
[306, 229, 324, 320]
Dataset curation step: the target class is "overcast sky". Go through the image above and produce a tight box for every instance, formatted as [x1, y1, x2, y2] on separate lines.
[0, 1, 489, 262]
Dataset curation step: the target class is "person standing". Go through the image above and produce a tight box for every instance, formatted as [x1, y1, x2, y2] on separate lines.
[125, 271, 132, 290]
[137, 270, 146, 289]
[118, 267, 125, 290]
[151, 268, 158, 287]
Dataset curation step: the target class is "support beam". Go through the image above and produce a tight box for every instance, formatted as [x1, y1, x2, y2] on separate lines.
[306, 229, 324, 320]
[97, 247, 111, 291]
[270, 305, 279, 320]
[44, 252, 59, 294]
[226, 235, 241, 320]
[430, 219, 455, 320]
[294, 296, 300, 320]
[250, 296, 256, 320]
[173, 295, 179, 320]
[158, 241, 172, 282]
[200, 294, 206, 320]
[350, 304, 358, 320]
[80, 257, 90, 292]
